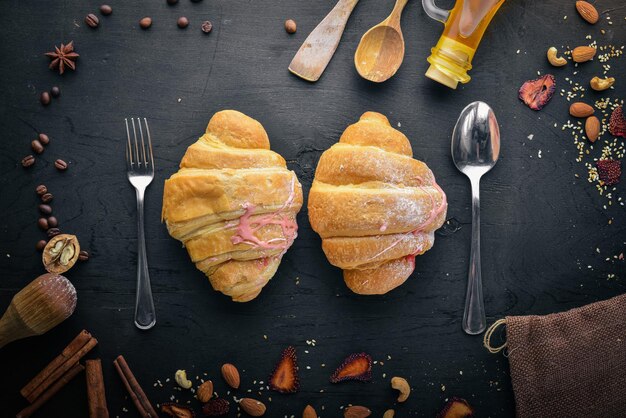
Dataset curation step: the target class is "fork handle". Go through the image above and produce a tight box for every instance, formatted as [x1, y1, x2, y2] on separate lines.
[134, 188, 156, 330]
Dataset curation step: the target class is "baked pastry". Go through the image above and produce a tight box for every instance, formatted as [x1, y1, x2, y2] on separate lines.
[162, 110, 303, 302]
[308, 112, 447, 295]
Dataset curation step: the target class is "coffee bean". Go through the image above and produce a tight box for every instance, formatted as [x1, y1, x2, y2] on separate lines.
[40, 92, 51, 106]
[36, 240, 48, 251]
[31, 139, 44, 154]
[22, 155, 35, 168]
[36, 184, 48, 195]
[39, 204, 52, 215]
[285, 19, 297, 34]
[140, 17, 152, 29]
[47, 227, 61, 238]
[100, 4, 112, 15]
[50, 86, 60, 98]
[201, 20, 213, 33]
[85, 13, 99, 28]
[41, 193, 53, 203]
[78, 250, 90, 261]
[47, 216, 58, 228]
[55, 159, 68, 171]
[167, 0, 178, 5]
[38, 217, 49, 230]
[38, 133, 50, 145]
[177, 16, 189, 28]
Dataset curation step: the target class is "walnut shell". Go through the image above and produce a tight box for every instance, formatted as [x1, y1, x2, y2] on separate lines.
[43, 234, 80, 274]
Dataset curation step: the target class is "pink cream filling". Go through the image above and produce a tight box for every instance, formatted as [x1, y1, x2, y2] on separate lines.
[229, 178, 299, 254]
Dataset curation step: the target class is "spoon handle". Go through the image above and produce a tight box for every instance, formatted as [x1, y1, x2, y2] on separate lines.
[463, 176, 486, 335]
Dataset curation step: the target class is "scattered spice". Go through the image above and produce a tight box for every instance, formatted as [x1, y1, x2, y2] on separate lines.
[40, 91, 51, 106]
[50, 86, 60, 97]
[177, 16, 189, 29]
[518, 74, 556, 110]
[139, 17, 152, 29]
[285, 19, 297, 34]
[45, 41, 79, 75]
[201, 20, 213, 34]
[100, 5, 112, 15]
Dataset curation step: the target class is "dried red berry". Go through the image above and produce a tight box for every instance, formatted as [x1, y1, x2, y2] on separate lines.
[330, 352, 372, 383]
[609, 106, 626, 138]
[162, 403, 195, 418]
[436, 397, 475, 418]
[202, 398, 230, 416]
[518, 74, 556, 110]
[596, 159, 621, 186]
[269, 346, 299, 393]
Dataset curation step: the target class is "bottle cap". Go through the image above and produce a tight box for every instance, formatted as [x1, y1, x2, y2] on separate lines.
[425, 65, 459, 89]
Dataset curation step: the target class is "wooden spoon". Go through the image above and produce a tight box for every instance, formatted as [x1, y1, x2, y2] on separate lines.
[354, 0, 410, 82]
[0, 273, 77, 348]
[288, 0, 360, 82]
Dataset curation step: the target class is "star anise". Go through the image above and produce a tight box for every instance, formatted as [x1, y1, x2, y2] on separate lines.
[45, 41, 79, 75]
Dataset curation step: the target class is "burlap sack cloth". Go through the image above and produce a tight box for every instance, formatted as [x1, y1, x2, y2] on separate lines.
[484, 292, 626, 418]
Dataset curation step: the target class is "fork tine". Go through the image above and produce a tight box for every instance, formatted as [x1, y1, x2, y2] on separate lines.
[137, 117, 148, 167]
[125, 118, 133, 169]
[131, 118, 141, 167]
[143, 118, 154, 171]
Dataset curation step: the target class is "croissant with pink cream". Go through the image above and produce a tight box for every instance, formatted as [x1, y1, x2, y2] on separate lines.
[308, 112, 447, 295]
[162, 110, 303, 302]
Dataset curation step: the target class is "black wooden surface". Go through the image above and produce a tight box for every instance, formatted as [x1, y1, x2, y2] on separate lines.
[1, 0, 624, 417]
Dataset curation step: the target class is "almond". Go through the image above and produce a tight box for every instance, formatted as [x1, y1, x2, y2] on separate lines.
[196, 380, 213, 403]
[239, 398, 266, 416]
[585, 116, 600, 142]
[303, 404, 317, 418]
[576, 1, 599, 24]
[383, 410, 395, 418]
[569, 102, 594, 118]
[344, 405, 371, 418]
[571, 46, 596, 63]
[221, 363, 240, 389]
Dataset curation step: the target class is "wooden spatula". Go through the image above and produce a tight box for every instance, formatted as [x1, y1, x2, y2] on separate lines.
[0, 273, 77, 349]
[288, 0, 360, 82]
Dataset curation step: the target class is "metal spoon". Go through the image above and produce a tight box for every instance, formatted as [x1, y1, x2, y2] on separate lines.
[451, 102, 500, 335]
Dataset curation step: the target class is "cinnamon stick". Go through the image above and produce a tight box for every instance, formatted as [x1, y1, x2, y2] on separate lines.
[20, 329, 92, 401]
[86, 359, 109, 418]
[24, 334, 98, 403]
[113, 355, 158, 418]
[16, 363, 85, 418]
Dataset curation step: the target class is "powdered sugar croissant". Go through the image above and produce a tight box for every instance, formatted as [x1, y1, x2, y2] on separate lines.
[162, 110, 303, 302]
[308, 112, 447, 295]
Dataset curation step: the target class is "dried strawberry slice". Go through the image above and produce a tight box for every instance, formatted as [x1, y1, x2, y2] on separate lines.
[609, 105, 626, 138]
[436, 397, 475, 418]
[597, 159, 621, 186]
[518, 74, 556, 110]
[269, 346, 299, 393]
[330, 352, 372, 383]
[162, 402, 195, 418]
[202, 398, 230, 416]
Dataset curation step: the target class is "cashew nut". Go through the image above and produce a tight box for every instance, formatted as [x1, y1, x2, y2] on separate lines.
[547, 47, 567, 67]
[590, 76, 615, 91]
[383, 409, 395, 418]
[390, 376, 410, 402]
[175, 369, 193, 389]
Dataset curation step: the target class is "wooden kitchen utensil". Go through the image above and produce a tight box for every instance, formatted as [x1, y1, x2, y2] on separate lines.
[0, 273, 77, 349]
[288, 0, 360, 82]
[354, 0, 410, 82]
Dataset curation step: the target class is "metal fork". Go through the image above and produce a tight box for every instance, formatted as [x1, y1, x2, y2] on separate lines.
[125, 117, 156, 330]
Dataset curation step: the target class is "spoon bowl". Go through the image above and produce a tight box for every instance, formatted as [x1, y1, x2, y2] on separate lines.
[354, 26, 405, 82]
[451, 101, 500, 335]
[354, 0, 409, 83]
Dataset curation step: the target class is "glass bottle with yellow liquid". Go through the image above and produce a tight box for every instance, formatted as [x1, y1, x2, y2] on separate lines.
[422, 0, 505, 88]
